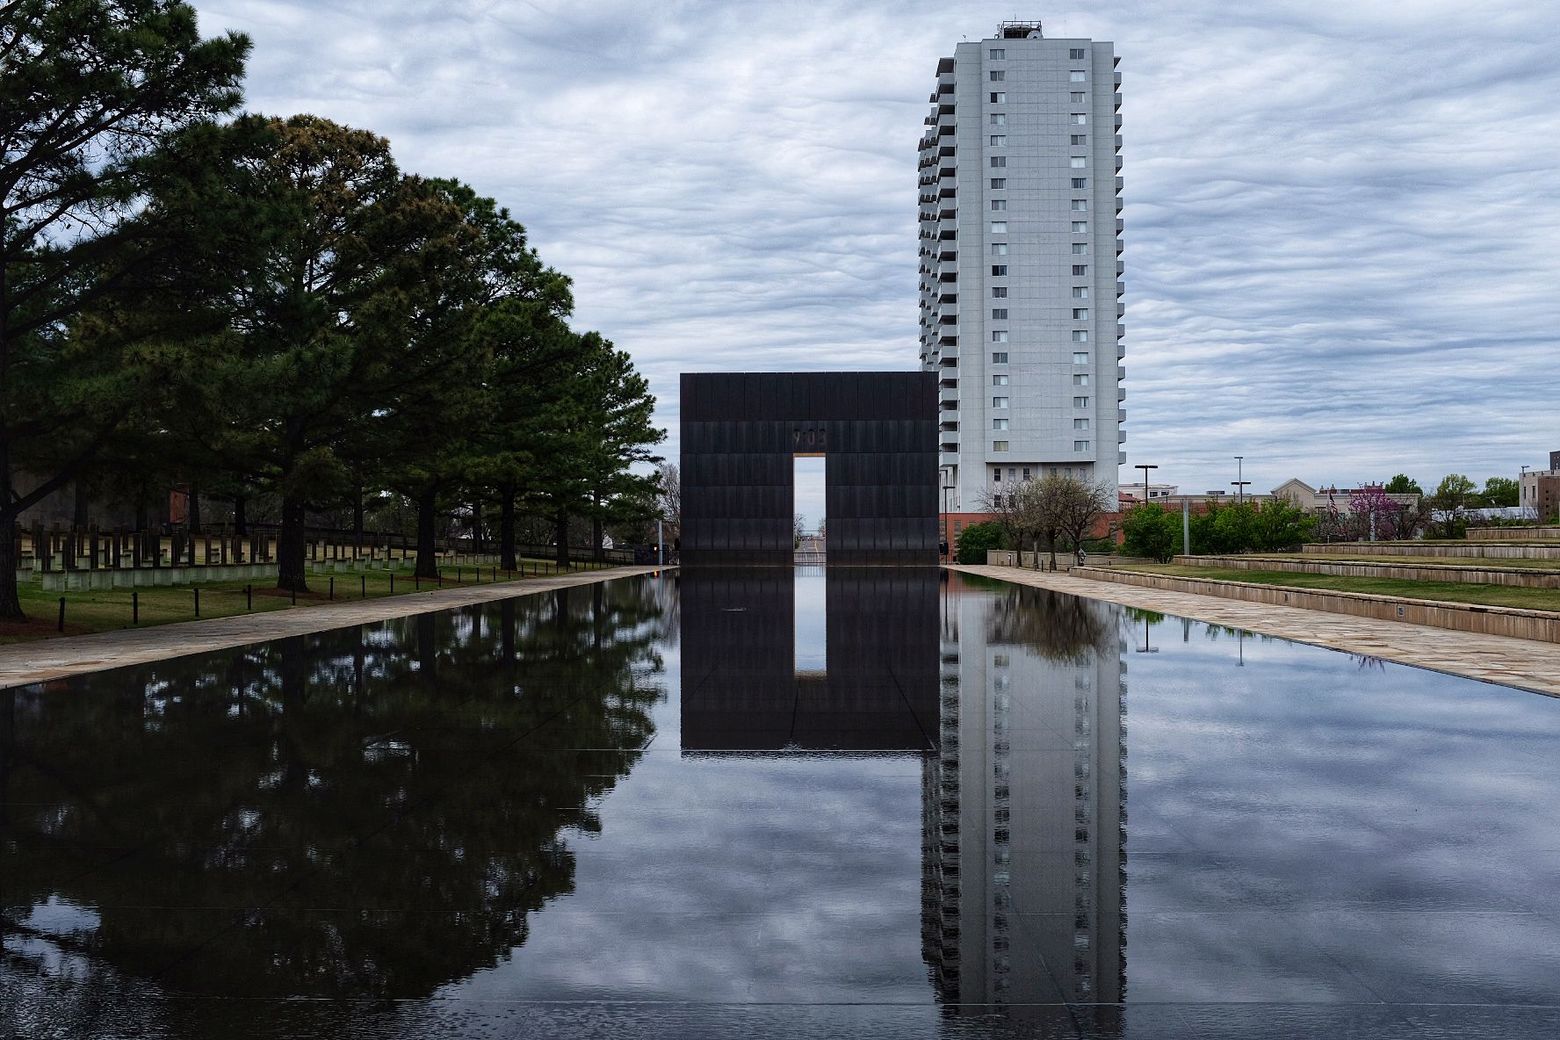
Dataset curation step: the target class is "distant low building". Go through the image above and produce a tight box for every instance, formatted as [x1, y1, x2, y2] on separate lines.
[1520, 451, 1560, 522]
[1271, 478, 1419, 514]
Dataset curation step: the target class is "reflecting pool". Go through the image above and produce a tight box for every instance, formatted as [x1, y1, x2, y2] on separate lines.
[4, 569, 1560, 1038]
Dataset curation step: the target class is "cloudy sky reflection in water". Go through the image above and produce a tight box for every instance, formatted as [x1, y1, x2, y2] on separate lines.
[191, 0, 1560, 492]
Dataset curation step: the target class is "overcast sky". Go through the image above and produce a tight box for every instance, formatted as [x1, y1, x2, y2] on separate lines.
[195, 0, 1560, 516]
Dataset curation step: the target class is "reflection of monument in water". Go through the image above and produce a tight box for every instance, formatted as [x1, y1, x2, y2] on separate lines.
[679, 568, 940, 752]
[680, 567, 1127, 1010]
[924, 576, 1127, 1009]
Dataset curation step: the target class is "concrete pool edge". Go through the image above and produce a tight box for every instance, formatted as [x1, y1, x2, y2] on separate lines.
[0, 565, 674, 689]
[949, 564, 1560, 699]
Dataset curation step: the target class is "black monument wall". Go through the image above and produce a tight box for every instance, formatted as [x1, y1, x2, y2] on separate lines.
[680, 372, 938, 566]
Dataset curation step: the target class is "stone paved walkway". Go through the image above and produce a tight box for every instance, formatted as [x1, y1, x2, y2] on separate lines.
[0, 565, 669, 689]
[951, 564, 1560, 699]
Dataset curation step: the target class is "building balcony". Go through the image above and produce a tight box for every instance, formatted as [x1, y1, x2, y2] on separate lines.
[1117, 323, 1126, 339]
[1117, 280, 1125, 296]
[940, 450, 960, 466]
[1117, 365, 1126, 381]
[1118, 386, 1126, 401]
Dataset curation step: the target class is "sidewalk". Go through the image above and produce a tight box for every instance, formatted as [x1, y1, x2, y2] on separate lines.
[1, 565, 669, 689]
[949, 564, 1560, 698]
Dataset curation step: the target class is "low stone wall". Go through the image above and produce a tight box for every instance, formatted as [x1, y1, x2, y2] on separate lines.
[1304, 542, 1560, 561]
[1479, 527, 1560, 542]
[1076, 567, 1560, 644]
[1174, 555, 1560, 589]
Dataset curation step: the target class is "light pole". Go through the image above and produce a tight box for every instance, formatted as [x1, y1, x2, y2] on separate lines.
[1135, 463, 1157, 507]
[1234, 456, 1245, 504]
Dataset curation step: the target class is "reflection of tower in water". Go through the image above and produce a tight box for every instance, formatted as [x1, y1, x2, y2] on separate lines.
[924, 577, 1127, 1010]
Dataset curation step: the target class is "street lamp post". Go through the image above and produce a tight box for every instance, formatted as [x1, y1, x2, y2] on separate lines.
[1234, 456, 1245, 504]
[1135, 463, 1158, 508]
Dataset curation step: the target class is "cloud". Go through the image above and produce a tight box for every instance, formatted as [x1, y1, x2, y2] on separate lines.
[194, 0, 1560, 495]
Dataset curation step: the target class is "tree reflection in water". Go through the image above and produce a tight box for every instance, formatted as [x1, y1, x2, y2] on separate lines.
[0, 576, 668, 1000]
[986, 584, 1113, 663]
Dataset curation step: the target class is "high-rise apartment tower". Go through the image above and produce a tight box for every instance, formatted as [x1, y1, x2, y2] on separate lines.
[918, 22, 1124, 513]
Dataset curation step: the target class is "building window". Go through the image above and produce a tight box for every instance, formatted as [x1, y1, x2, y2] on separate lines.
[1074, 439, 1090, 451]
[1073, 286, 1089, 299]
[993, 418, 1009, 430]
[990, 177, 1006, 189]
[991, 286, 1008, 298]
[990, 91, 1005, 103]
[1070, 91, 1086, 102]
[1022, 467, 1032, 480]
[991, 308, 1008, 319]
[1073, 308, 1089, 319]
[991, 351, 1008, 363]
[1072, 351, 1090, 363]
[1072, 264, 1088, 275]
[1072, 330, 1089, 342]
[1070, 156, 1087, 168]
[991, 264, 1007, 275]
[1072, 243, 1088, 254]
[1071, 113, 1087, 125]
[1073, 373, 1089, 386]
[993, 396, 1009, 408]
[1072, 221, 1088, 232]
[1071, 177, 1087, 188]
[990, 113, 1006, 126]
[1070, 70, 1086, 82]
[992, 468, 1002, 482]
[993, 440, 1010, 451]
[990, 134, 1006, 146]
[1071, 134, 1087, 145]
[989, 48, 1005, 59]
[990, 220, 1007, 232]
[1074, 395, 1090, 407]
[990, 70, 1005, 82]
[990, 156, 1007, 168]
[1069, 48, 1086, 59]
[1075, 418, 1091, 430]
[1072, 199, 1088, 211]
[991, 243, 1008, 255]
[991, 330, 1008, 342]
[991, 199, 1007, 211]
[992, 374, 1009, 385]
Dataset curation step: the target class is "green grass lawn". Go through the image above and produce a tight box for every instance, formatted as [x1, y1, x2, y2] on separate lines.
[2, 557, 615, 644]
[1114, 563, 1560, 613]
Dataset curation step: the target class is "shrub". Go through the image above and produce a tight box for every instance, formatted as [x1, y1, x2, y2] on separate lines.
[1121, 504, 1180, 562]
[955, 521, 1008, 564]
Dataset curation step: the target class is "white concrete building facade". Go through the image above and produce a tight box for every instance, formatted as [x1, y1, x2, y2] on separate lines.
[918, 22, 1125, 513]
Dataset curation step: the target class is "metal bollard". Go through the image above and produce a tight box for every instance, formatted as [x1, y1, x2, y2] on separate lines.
[57, 597, 65, 632]
[329, 576, 334, 601]
[361, 574, 366, 598]
[132, 591, 139, 625]
[194, 588, 200, 618]
[246, 584, 252, 611]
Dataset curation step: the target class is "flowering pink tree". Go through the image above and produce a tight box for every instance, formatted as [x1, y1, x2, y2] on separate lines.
[1349, 485, 1408, 541]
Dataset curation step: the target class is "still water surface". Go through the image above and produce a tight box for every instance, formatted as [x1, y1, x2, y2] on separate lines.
[4, 568, 1560, 1038]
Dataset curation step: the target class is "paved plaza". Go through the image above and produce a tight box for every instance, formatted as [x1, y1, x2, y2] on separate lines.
[950, 564, 1560, 699]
